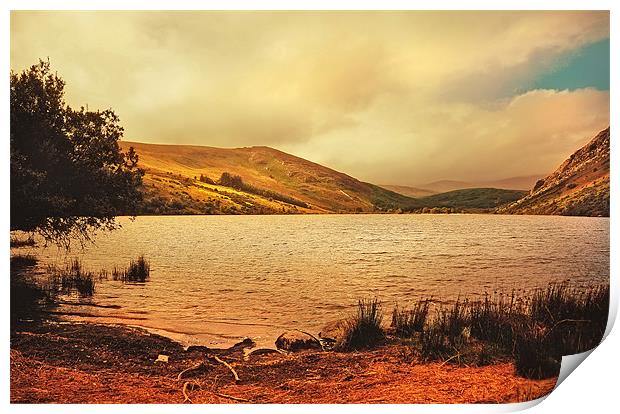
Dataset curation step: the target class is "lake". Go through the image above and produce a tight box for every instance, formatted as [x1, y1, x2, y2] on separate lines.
[19, 214, 609, 348]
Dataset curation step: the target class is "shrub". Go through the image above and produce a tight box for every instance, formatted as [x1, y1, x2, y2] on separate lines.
[436, 298, 470, 345]
[336, 298, 385, 351]
[419, 322, 453, 361]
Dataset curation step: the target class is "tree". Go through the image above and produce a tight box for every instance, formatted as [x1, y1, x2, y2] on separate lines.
[10, 60, 144, 247]
[218, 172, 244, 189]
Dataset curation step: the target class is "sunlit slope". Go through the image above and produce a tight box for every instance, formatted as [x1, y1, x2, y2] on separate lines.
[499, 127, 610, 217]
[120, 141, 416, 214]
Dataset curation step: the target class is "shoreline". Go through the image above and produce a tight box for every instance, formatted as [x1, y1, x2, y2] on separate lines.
[11, 320, 557, 404]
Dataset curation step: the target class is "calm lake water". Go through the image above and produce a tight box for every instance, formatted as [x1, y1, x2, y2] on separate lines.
[18, 214, 609, 348]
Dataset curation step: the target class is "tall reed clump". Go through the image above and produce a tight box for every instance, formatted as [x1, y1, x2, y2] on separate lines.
[330, 282, 607, 379]
[391, 299, 430, 337]
[48, 259, 96, 297]
[469, 291, 528, 351]
[514, 283, 609, 378]
[394, 282, 608, 379]
[336, 298, 385, 351]
[113, 255, 151, 283]
[419, 299, 470, 361]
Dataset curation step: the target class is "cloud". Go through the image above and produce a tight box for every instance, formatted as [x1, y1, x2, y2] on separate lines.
[285, 88, 609, 185]
[10, 11, 610, 183]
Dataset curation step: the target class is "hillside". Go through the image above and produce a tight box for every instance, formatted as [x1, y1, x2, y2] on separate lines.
[408, 188, 526, 212]
[499, 127, 610, 217]
[119, 141, 416, 214]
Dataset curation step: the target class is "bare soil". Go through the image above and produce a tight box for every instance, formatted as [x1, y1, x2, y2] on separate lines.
[10, 322, 557, 404]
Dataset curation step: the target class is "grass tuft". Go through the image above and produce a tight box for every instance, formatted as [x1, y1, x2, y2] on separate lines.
[336, 298, 385, 351]
[113, 255, 151, 283]
[391, 299, 430, 337]
[47, 259, 96, 297]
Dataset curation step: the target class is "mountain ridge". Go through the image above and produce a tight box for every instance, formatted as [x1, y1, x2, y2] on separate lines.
[119, 141, 416, 214]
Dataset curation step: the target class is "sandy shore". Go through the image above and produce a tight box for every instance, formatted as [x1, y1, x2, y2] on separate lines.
[10, 321, 557, 404]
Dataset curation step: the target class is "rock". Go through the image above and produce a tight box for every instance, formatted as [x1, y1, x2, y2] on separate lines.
[185, 345, 211, 353]
[319, 320, 348, 343]
[243, 348, 285, 361]
[275, 330, 321, 352]
[229, 338, 256, 352]
[155, 354, 169, 363]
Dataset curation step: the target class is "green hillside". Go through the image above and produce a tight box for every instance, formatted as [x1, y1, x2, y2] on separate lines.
[406, 188, 527, 211]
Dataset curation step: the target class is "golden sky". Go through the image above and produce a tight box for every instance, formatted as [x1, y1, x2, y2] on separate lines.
[11, 11, 610, 185]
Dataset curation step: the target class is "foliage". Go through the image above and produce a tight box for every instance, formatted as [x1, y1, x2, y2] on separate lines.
[10, 59, 143, 247]
[407, 188, 527, 211]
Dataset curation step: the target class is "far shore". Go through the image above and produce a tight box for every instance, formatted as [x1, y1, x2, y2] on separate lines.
[10, 321, 556, 404]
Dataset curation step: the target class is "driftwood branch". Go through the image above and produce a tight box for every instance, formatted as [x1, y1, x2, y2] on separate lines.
[244, 347, 287, 361]
[438, 352, 460, 368]
[177, 362, 207, 380]
[210, 355, 241, 384]
[182, 381, 199, 403]
[212, 391, 250, 402]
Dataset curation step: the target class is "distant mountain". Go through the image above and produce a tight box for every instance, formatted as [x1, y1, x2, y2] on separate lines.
[417, 175, 543, 192]
[499, 127, 610, 217]
[119, 141, 416, 214]
[378, 184, 436, 198]
[482, 175, 545, 191]
[416, 180, 473, 193]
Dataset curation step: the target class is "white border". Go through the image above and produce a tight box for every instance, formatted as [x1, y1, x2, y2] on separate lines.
[2, 2, 617, 414]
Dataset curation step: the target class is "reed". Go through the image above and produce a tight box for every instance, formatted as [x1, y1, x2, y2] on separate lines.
[391, 299, 430, 337]
[351, 282, 608, 379]
[48, 259, 96, 297]
[113, 255, 151, 283]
